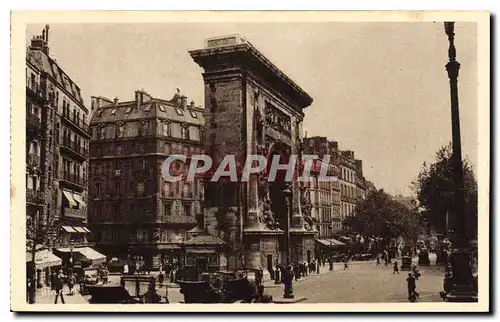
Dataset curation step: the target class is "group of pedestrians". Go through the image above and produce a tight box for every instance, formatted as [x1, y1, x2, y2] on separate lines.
[273, 260, 319, 283]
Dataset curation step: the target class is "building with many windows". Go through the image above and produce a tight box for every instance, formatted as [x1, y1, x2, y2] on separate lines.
[26, 26, 99, 288]
[339, 150, 358, 222]
[88, 89, 205, 269]
[303, 137, 341, 235]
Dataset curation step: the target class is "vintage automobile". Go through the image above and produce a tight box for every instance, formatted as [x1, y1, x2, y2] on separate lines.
[108, 257, 128, 273]
[79, 268, 101, 295]
[401, 256, 412, 271]
[98, 266, 109, 284]
[178, 270, 272, 303]
[87, 284, 141, 304]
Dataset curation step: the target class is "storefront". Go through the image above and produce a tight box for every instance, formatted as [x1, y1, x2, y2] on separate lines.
[54, 246, 106, 269]
[26, 247, 62, 288]
[315, 238, 347, 257]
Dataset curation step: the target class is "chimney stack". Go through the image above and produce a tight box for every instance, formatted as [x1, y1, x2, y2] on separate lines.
[113, 97, 119, 106]
[180, 96, 187, 108]
[190, 100, 195, 108]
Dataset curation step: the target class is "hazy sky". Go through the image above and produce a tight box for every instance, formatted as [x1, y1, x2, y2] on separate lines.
[26, 22, 478, 196]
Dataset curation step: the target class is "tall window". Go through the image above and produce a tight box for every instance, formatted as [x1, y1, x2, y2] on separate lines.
[163, 122, 170, 137]
[184, 203, 192, 217]
[95, 183, 102, 197]
[137, 182, 145, 195]
[164, 202, 171, 216]
[164, 182, 171, 197]
[181, 126, 189, 140]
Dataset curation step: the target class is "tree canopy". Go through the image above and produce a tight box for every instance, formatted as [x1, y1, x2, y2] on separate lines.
[343, 189, 420, 244]
[412, 144, 477, 238]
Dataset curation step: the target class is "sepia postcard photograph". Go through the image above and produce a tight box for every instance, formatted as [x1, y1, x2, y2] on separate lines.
[10, 10, 490, 312]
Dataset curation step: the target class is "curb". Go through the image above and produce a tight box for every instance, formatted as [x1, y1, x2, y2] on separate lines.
[273, 296, 308, 304]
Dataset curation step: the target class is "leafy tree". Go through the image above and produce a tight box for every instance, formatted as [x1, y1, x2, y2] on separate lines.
[26, 210, 55, 303]
[412, 144, 477, 239]
[343, 189, 420, 247]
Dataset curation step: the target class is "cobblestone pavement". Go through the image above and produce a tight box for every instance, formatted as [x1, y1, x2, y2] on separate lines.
[264, 261, 445, 303]
[95, 257, 445, 304]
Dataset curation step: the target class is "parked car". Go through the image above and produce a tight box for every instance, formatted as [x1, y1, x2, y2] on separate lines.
[108, 258, 128, 273]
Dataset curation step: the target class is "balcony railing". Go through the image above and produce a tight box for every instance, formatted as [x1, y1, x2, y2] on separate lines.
[26, 113, 42, 130]
[61, 112, 91, 137]
[27, 189, 45, 204]
[64, 207, 87, 220]
[61, 139, 88, 161]
[26, 86, 45, 103]
[61, 172, 88, 188]
[27, 153, 40, 168]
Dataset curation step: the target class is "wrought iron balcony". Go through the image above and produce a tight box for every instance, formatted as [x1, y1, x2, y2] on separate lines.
[60, 139, 88, 161]
[60, 172, 88, 191]
[61, 111, 92, 138]
[26, 153, 40, 168]
[26, 189, 45, 205]
[26, 113, 42, 132]
[26, 86, 46, 104]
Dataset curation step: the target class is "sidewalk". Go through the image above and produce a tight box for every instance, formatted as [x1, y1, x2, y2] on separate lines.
[264, 264, 340, 289]
[32, 284, 87, 304]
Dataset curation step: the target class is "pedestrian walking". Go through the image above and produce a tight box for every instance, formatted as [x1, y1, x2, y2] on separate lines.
[158, 271, 165, 286]
[344, 257, 349, 270]
[406, 273, 419, 302]
[67, 273, 76, 295]
[123, 263, 129, 275]
[53, 270, 65, 304]
[393, 261, 400, 274]
[376, 255, 381, 266]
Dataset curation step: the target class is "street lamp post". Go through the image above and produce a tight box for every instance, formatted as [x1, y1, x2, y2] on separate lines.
[283, 184, 292, 265]
[442, 21, 477, 302]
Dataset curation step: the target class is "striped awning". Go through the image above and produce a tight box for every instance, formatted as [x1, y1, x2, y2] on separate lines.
[62, 190, 77, 207]
[315, 238, 346, 247]
[61, 226, 77, 233]
[72, 193, 86, 207]
[26, 250, 62, 269]
[73, 226, 87, 233]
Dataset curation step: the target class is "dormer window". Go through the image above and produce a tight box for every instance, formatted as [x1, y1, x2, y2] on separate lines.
[189, 110, 198, 118]
[158, 104, 166, 112]
[125, 107, 132, 114]
[175, 107, 184, 116]
[110, 109, 117, 115]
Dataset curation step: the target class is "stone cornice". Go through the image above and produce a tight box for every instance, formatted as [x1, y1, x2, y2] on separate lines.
[189, 43, 313, 110]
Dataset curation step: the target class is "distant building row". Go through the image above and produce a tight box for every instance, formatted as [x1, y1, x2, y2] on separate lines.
[303, 137, 371, 238]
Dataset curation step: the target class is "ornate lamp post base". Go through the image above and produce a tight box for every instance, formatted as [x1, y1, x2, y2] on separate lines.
[444, 250, 478, 302]
[283, 285, 295, 299]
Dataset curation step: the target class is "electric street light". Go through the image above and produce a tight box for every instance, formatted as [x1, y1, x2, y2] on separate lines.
[442, 21, 477, 302]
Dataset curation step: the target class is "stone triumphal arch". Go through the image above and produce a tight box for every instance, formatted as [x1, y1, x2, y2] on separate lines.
[189, 34, 316, 273]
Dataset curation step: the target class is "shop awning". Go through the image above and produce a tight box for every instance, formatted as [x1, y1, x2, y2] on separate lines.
[73, 226, 87, 233]
[72, 193, 86, 207]
[61, 226, 77, 233]
[75, 247, 106, 265]
[62, 190, 77, 208]
[82, 227, 91, 233]
[315, 238, 346, 247]
[26, 250, 62, 269]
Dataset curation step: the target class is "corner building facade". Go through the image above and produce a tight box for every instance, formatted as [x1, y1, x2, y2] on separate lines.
[89, 90, 205, 269]
[26, 26, 91, 253]
[189, 35, 317, 272]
